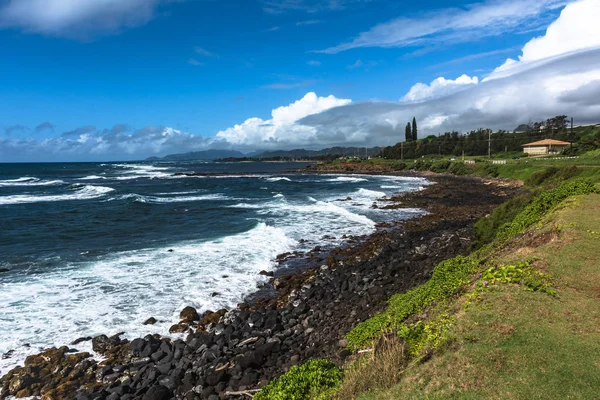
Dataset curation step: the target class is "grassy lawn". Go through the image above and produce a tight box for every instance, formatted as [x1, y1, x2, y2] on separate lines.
[358, 194, 600, 400]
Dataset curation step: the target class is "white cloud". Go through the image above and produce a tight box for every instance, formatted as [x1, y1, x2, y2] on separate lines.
[194, 47, 215, 57]
[402, 75, 479, 102]
[3, 0, 600, 160]
[0, 126, 214, 162]
[0, 0, 172, 38]
[188, 58, 204, 66]
[317, 0, 569, 53]
[491, 0, 600, 77]
[215, 92, 351, 148]
[261, 0, 363, 14]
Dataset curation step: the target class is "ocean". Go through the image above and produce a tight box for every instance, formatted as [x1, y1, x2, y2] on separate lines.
[0, 161, 428, 374]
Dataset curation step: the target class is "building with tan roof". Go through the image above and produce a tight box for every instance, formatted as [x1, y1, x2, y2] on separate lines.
[522, 139, 571, 155]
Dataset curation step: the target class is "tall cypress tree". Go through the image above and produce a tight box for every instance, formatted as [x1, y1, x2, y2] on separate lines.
[405, 123, 412, 142]
[412, 117, 418, 141]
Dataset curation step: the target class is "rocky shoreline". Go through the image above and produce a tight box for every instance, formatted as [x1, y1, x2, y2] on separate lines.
[0, 174, 521, 400]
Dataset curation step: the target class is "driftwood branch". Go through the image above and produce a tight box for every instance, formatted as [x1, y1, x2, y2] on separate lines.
[224, 388, 261, 398]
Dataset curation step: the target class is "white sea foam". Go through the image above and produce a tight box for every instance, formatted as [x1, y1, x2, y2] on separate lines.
[109, 164, 173, 180]
[0, 223, 295, 374]
[327, 176, 368, 183]
[0, 177, 65, 187]
[109, 193, 234, 204]
[76, 175, 107, 181]
[0, 185, 114, 205]
[265, 177, 292, 182]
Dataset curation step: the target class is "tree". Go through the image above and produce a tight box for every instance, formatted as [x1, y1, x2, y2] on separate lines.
[405, 123, 412, 142]
[412, 117, 418, 141]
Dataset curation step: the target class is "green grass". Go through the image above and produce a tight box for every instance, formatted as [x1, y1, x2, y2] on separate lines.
[358, 194, 600, 400]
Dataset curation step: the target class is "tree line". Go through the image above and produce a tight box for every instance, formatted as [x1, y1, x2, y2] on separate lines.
[380, 115, 599, 159]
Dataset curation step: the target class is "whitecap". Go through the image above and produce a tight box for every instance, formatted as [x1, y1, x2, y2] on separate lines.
[76, 175, 107, 181]
[0, 185, 114, 205]
[327, 176, 368, 183]
[0, 223, 295, 373]
[266, 177, 292, 182]
[0, 177, 65, 187]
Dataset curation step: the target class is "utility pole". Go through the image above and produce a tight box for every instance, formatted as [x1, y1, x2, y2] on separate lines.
[488, 129, 492, 159]
[571, 117, 574, 147]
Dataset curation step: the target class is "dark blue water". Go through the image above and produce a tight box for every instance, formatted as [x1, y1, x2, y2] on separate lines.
[0, 161, 429, 372]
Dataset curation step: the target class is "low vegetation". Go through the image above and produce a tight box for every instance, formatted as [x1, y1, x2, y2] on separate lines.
[253, 359, 342, 400]
[254, 160, 600, 400]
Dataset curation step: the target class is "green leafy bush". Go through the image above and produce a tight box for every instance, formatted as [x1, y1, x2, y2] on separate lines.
[398, 314, 456, 357]
[555, 165, 580, 181]
[430, 160, 451, 173]
[346, 256, 478, 350]
[448, 162, 469, 175]
[484, 164, 500, 178]
[482, 262, 555, 296]
[390, 161, 407, 171]
[412, 159, 433, 171]
[474, 191, 536, 247]
[527, 167, 559, 186]
[496, 178, 599, 243]
[254, 359, 342, 400]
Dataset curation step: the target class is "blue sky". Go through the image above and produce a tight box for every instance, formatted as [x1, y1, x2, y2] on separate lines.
[1, 0, 600, 161]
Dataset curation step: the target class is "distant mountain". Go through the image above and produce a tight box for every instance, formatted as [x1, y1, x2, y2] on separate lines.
[253, 146, 383, 159]
[146, 149, 245, 161]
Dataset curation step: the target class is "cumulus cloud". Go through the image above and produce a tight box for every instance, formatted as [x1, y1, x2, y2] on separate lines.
[0, 0, 175, 38]
[490, 0, 600, 78]
[215, 92, 351, 149]
[300, 48, 600, 142]
[317, 0, 569, 53]
[296, 0, 600, 144]
[402, 75, 480, 102]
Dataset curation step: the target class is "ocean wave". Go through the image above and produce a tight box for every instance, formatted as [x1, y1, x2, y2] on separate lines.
[327, 176, 368, 183]
[265, 177, 292, 182]
[109, 193, 236, 204]
[0, 185, 114, 205]
[76, 175, 107, 181]
[0, 177, 65, 187]
[0, 222, 295, 372]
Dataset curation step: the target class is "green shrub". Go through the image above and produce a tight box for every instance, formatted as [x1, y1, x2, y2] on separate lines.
[474, 191, 536, 247]
[430, 160, 451, 173]
[555, 165, 580, 181]
[390, 161, 407, 171]
[398, 314, 456, 357]
[496, 178, 599, 243]
[448, 162, 469, 175]
[481, 261, 555, 296]
[483, 164, 500, 178]
[527, 167, 559, 186]
[412, 159, 433, 171]
[254, 359, 342, 400]
[346, 256, 479, 350]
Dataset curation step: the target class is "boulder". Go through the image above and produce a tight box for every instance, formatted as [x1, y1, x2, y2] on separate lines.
[179, 306, 199, 323]
[141, 385, 171, 400]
